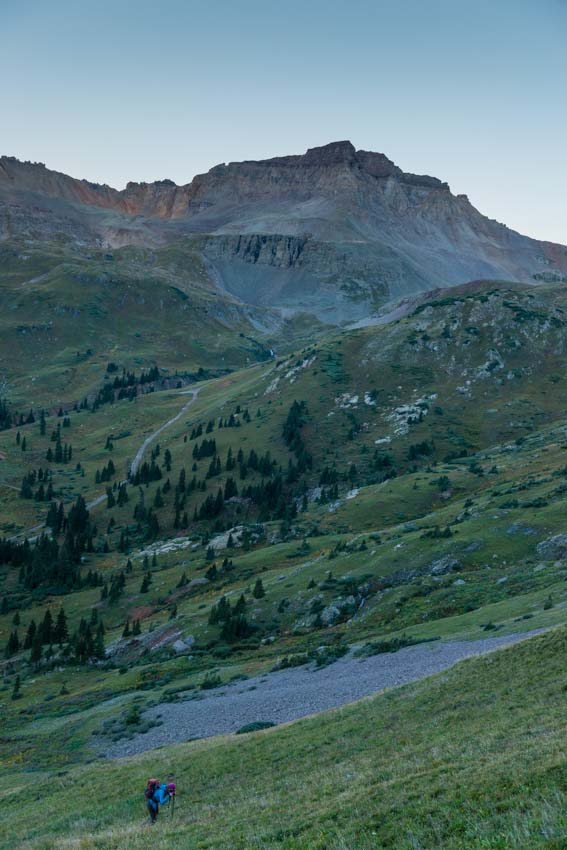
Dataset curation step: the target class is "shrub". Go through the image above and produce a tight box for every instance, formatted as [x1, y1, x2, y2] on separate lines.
[355, 635, 439, 657]
[125, 705, 142, 725]
[236, 721, 275, 734]
[200, 672, 222, 690]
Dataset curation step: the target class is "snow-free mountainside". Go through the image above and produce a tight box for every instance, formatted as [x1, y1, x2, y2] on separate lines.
[2, 143, 567, 849]
[2, 141, 567, 323]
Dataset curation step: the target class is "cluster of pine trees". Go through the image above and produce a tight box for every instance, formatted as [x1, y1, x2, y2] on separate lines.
[4, 607, 105, 665]
[106, 482, 128, 509]
[89, 365, 162, 411]
[95, 459, 116, 483]
[282, 400, 312, 472]
[188, 406, 251, 441]
[45, 421, 73, 464]
[0, 496, 95, 591]
[100, 570, 126, 603]
[20, 468, 54, 501]
[122, 618, 142, 637]
[408, 440, 435, 460]
[132, 491, 161, 539]
[192, 438, 217, 460]
[0, 397, 13, 430]
[208, 594, 252, 641]
[72, 611, 106, 663]
[131, 460, 162, 486]
[0, 398, 36, 431]
[5, 607, 69, 658]
[202, 557, 235, 582]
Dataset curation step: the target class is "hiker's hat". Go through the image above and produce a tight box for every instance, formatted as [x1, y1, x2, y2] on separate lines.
[167, 783, 176, 794]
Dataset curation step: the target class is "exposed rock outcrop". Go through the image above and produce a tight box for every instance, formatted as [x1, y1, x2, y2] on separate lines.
[2, 141, 566, 321]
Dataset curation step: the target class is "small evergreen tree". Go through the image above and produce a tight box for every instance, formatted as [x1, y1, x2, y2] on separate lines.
[30, 634, 42, 668]
[253, 578, 265, 599]
[54, 607, 69, 645]
[5, 629, 20, 658]
[11, 675, 21, 701]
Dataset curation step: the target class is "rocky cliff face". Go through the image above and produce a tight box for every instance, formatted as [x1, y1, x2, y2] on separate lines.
[1, 142, 566, 322]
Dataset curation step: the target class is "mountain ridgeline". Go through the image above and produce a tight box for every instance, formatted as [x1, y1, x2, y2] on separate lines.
[2, 141, 566, 323]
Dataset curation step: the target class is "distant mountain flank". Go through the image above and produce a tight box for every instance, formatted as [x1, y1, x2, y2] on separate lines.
[1, 141, 566, 322]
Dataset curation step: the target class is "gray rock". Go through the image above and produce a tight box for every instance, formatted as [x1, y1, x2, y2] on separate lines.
[429, 555, 460, 575]
[507, 522, 536, 536]
[536, 533, 567, 560]
[321, 604, 342, 626]
[321, 595, 358, 626]
[172, 636, 195, 654]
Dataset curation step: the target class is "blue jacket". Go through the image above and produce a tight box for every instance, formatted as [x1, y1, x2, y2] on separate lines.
[154, 784, 171, 805]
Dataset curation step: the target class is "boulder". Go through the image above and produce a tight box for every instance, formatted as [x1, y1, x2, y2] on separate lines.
[429, 555, 460, 575]
[172, 636, 195, 655]
[536, 533, 567, 560]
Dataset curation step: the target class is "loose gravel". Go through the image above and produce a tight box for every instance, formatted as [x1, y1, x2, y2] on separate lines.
[104, 630, 542, 759]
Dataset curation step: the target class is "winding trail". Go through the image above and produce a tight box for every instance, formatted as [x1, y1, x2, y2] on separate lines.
[129, 387, 201, 477]
[6, 388, 201, 540]
[104, 628, 543, 760]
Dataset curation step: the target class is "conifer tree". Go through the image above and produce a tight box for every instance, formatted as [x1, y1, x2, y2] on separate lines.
[11, 674, 21, 700]
[94, 622, 105, 659]
[54, 607, 69, 645]
[253, 578, 265, 599]
[40, 609, 53, 645]
[23, 620, 37, 649]
[5, 629, 20, 657]
[30, 634, 42, 668]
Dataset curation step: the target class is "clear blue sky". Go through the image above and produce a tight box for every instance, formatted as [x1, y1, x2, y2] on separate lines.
[1, 0, 566, 242]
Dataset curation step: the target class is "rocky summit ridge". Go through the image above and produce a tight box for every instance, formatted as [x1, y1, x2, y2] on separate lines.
[1, 141, 566, 322]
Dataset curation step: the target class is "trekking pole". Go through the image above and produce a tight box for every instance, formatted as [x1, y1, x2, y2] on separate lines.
[171, 794, 176, 819]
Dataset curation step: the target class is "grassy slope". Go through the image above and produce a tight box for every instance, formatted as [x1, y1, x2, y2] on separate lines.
[3, 627, 567, 850]
[4, 281, 567, 847]
[5, 285, 567, 765]
[0, 240, 309, 406]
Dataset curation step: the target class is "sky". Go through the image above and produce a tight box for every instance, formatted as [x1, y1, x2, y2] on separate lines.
[1, 0, 566, 242]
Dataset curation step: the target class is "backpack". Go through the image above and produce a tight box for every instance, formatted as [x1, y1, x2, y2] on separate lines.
[145, 778, 159, 800]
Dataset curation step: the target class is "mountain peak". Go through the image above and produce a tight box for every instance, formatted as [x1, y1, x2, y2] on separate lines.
[303, 140, 357, 164]
[1, 141, 566, 318]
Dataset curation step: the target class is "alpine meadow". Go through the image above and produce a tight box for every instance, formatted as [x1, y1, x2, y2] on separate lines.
[2, 2, 567, 848]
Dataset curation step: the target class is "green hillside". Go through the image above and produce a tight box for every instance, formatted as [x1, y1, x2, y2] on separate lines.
[3, 279, 567, 848]
[0, 239, 311, 406]
[3, 627, 567, 850]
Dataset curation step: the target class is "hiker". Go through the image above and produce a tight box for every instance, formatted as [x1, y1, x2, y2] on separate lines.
[145, 778, 176, 823]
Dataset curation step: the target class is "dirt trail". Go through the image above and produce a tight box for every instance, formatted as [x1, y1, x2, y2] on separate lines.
[129, 387, 201, 477]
